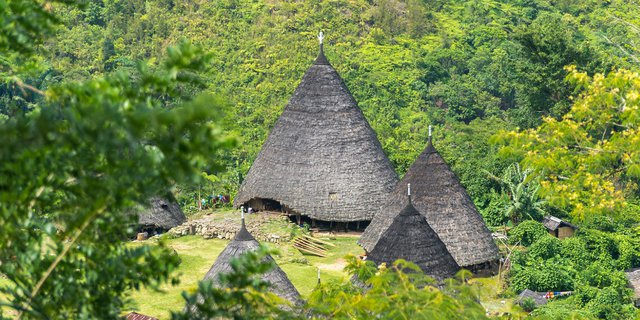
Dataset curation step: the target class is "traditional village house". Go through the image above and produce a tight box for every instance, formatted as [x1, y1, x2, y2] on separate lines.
[135, 196, 186, 235]
[195, 213, 301, 305]
[366, 185, 460, 280]
[234, 33, 398, 227]
[359, 129, 499, 273]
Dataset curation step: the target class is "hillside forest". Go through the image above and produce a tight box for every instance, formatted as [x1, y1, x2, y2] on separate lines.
[1, 0, 640, 319]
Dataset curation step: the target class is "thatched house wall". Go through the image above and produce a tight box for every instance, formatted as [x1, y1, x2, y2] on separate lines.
[201, 219, 301, 305]
[136, 196, 186, 231]
[542, 215, 577, 239]
[234, 45, 398, 222]
[359, 138, 498, 269]
[367, 200, 459, 280]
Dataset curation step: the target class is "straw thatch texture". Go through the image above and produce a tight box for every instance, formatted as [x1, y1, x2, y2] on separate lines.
[626, 268, 640, 306]
[517, 289, 547, 307]
[234, 46, 398, 222]
[137, 196, 186, 230]
[367, 201, 459, 279]
[202, 221, 301, 304]
[359, 138, 498, 268]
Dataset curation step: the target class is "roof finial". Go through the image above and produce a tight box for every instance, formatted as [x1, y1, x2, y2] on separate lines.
[408, 183, 411, 203]
[428, 125, 432, 138]
[318, 31, 324, 45]
[241, 207, 245, 228]
[317, 267, 321, 285]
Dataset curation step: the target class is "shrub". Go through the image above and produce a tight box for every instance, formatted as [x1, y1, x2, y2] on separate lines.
[509, 220, 548, 246]
[586, 287, 638, 319]
[482, 191, 509, 226]
[520, 297, 537, 312]
[560, 237, 590, 269]
[510, 258, 575, 293]
[529, 236, 561, 260]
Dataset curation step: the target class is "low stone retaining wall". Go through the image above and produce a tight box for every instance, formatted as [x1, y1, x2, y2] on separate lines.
[168, 213, 293, 244]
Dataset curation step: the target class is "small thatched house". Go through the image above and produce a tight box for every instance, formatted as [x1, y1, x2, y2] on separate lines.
[517, 289, 548, 307]
[200, 216, 301, 305]
[234, 37, 398, 224]
[542, 215, 577, 239]
[625, 268, 640, 307]
[136, 196, 186, 232]
[359, 135, 499, 271]
[367, 194, 459, 280]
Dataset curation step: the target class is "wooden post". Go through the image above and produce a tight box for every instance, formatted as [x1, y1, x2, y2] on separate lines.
[296, 213, 301, 226]
[311, 219, 316, 228]
[329, 221, 333, 231]
[198, 185, 202, 210]
[356, 221, 360, 231]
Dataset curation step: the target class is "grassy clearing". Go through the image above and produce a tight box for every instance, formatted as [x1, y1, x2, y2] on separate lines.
[472, 276, 527, 318]
[125, 234, 363, 319]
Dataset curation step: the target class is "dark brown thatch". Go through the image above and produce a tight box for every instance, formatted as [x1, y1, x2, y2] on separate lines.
[202, 219, 301, 304]
[367, 199, 459, 279]
[233, 44, 398, 222]
[136, 196, 186, 230]
[125, 312, 158, 320]
[359, 137, 499, 269]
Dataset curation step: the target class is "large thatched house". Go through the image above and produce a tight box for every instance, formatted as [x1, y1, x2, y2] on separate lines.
[199, 216, 301, 305]
[136, 196, 186, 232]
[367, 193, 459, 280]
[359, 136, 499, 271]
[234, 39, 398, 223]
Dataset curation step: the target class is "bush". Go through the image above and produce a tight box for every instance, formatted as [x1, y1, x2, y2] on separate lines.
[560, 237, 590, 269]
[520, 297, 537, 312]
[529, 236, 561, 260]
[482, 191, 509, 226]
[509, 220, 548, 246]
[586, 287, 638, 319]
[510, 258, 575, 293]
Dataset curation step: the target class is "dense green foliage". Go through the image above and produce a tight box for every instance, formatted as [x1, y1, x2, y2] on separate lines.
[3, 0, 640, 319]
[6, 0, 639, 216]
[508, 220, 548, 246]
[509, 227, 640, 319]
[496, 68, 640, 221]
[173, 250, 488, 320]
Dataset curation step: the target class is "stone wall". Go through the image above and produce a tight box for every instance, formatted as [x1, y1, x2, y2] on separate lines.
[168, 213, 293, 244]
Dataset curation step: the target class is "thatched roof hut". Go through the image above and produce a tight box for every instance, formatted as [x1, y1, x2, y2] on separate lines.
[517, 289, 547, 307]
[359, 136, 498, 270]
[542, 215, 578, 239]
[201, 217, 301, 304]
[367, 196, 459, 280]
[136, 196, 186, 231]
[626, 268, 640, 307]
[234, 40, 398, 222]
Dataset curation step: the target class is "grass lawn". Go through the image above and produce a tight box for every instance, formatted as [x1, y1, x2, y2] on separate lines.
[125, 234, 363, 319]
[472, 276, 527, 318]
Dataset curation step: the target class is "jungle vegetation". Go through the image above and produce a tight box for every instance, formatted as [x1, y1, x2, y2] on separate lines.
[1, 0, 639, 319]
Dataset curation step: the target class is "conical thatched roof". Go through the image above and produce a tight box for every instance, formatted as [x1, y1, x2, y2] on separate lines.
[367, 199, 459, 279]
[202, 219, 301, 304]
[359, 137, 498, 268]
[137, 196, 186, 230]
[234, 43, 398, 222]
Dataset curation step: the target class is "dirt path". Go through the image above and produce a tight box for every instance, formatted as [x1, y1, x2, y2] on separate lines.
[316, 258, 347, 272]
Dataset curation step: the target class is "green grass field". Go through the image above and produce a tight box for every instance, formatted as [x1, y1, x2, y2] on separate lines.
[124, 235, 363, 319]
